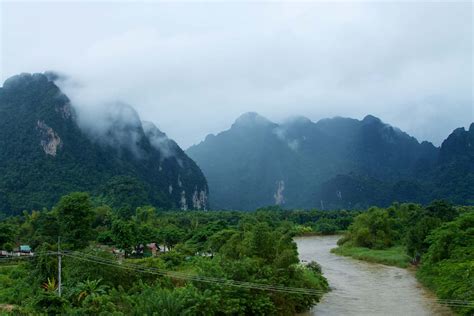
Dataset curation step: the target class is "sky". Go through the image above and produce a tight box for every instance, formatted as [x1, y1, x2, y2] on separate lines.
[1, 1, 472, 148]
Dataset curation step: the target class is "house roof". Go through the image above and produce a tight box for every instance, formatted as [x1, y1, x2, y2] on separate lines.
[20, 245, 31, 251]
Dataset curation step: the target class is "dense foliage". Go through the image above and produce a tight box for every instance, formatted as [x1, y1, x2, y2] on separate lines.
[0, 193, 335, 315]
[337, 201, 474, 315]
[187, 112, 473, 210]
[0, 73, 208, 216]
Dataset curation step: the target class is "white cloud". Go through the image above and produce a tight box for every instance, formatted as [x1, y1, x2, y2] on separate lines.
[1, 1, 472, 147]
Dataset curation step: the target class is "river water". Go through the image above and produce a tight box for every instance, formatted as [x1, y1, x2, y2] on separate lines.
[295, 235, 453, 316]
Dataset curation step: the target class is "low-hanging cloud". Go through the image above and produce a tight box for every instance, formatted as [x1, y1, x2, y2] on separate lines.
[55, 74, 176, 158]
[1, 1, 472, 148]
[142, 120, 177, 159]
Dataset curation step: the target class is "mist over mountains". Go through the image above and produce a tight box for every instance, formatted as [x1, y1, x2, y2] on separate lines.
[187, 112, 473, 210]
[0, 72, 472, 214]
[0, 73, 208, 215]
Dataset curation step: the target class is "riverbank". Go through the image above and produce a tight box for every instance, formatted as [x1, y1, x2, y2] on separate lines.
[329, 243, 474, 315]
[331, 245, 411, 268]
[331, 206, 473, 316]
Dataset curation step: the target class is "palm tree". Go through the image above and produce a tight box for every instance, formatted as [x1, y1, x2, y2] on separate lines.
[157, 290, 190, 316]
[133, 287, 191, 316]
[75, 279, 108, 304]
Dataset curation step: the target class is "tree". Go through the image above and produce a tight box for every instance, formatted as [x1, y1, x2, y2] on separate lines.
[248, 222, 276, 262]
[406, 216, 441, 258]
[423, 211, 474, 264]
[132, 286, 191, 316]
[29, 210, 60, 248]
[111, 218, 137, 256]
[91, 205, 113, 229]
[33, 292, 69, 314]
[0, 222, 15, 248]
[417, 211, 474, 316]
[134, 206, 156, 224]
[55, 192, 94, 249]
[208, 229, 239, 255]
[159, 225, 184, 251]
[101, 176, 150, 212]
[74, 279, 109, 305]
[405, 201, 457, 257]
[346, 207, 397, 249]
[423, 200, 458, 221]
[315, 218, 338, 235]
[137, 224, 160, 247]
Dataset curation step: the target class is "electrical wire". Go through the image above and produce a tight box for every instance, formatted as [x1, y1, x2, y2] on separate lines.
[62, 251, 327, 296]
[4, 250, 472, 309]
[63, 251, 474, 308]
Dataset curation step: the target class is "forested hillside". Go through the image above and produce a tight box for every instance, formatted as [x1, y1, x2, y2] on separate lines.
[187, 113, 473, 210]
[0, 73, 208, 215]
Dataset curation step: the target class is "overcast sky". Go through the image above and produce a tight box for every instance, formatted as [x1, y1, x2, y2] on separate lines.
[1, 1, 472, 148]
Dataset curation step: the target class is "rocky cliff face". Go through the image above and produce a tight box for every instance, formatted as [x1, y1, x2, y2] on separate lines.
[0, 73, 208, 214]
[36, 120, 62, 156]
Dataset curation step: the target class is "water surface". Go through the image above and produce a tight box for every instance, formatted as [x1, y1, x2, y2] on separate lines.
[295, 235, 452, 316]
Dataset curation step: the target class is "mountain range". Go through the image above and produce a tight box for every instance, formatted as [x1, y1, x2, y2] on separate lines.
[1, 72, 472, 214]
[187, 112, 473, 210]
[0, 73, 208, 215]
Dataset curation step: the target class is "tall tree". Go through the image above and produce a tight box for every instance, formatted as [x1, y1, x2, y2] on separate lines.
[55, 192, 94, 249]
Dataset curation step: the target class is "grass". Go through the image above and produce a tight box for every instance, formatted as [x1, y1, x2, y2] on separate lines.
[0, 264, 19, 274]
[331, 245, 411, 268]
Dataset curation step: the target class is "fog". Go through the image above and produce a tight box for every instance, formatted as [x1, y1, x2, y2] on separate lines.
[1, 1, 472, 148]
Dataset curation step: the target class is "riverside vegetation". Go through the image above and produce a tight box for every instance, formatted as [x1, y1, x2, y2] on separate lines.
[0, 195, 471, 315]
[0, 193, 349, 315]
[335, 200, 474, 315]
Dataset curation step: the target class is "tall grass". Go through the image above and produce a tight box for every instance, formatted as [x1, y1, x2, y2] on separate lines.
[331, 245, 410, 268]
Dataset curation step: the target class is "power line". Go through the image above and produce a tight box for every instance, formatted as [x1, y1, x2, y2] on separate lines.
[3, 250, 472, 309]
[76, 251, 329, 294]
[57, 237, 62, 297]
[62, 251, 327, 296]
[63, 253, 326, 296]
[62, 251, 474, 308]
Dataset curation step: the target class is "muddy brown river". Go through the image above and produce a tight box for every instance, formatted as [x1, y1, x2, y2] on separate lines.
[295, 235, 453, 316]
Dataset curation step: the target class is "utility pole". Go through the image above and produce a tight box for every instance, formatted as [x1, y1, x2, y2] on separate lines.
[58, 236, 62, 297]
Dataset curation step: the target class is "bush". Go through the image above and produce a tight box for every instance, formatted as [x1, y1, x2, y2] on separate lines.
[314, 219, 338, 235]
[346, 208, 397, 249]
[306, 261, 322, 274]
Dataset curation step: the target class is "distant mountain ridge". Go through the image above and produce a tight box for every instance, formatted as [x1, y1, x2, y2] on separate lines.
[187, 112, 473, 210]
[1, 72, 471, 213]
[0, 73, 208, 215]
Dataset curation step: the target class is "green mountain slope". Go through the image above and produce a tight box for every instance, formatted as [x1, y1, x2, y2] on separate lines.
[0, 73, 208, 215]
[187, 112, 472, 210]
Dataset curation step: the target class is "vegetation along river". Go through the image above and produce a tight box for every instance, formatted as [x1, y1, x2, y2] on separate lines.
[295, 235, 453, 316]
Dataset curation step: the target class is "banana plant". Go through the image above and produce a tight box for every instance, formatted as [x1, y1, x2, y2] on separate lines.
[41, 277, 58, 292]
